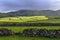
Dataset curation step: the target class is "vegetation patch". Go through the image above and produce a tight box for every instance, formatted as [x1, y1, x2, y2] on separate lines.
[0, 16, 48, 22]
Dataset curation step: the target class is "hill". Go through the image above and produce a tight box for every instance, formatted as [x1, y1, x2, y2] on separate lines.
[0, 10, 60, 17]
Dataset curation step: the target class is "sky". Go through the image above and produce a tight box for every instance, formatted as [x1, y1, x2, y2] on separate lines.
[0, 0, 60, 12]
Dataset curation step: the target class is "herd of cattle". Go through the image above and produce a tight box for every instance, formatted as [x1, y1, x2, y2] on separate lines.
[0, 22, 60, 26]
[0, 28, 60, 38]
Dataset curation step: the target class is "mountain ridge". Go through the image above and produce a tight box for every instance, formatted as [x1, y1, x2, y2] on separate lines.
[0, 10, 60, 17]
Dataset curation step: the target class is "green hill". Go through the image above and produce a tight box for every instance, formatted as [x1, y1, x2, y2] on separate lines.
[0, 10, 60, 17]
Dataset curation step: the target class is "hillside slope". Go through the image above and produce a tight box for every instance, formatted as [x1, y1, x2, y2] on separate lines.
[0, 10, 60, 17]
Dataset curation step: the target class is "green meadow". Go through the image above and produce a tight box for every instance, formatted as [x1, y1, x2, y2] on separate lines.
[0, 16, 48, 22]
[0, 16, 60, 23]
[0, 16, 60, 40]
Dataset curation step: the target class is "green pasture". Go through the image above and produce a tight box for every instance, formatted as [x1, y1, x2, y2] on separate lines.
[0, 26, 60, 32]
[0, 16, 48, 22]
[0, 36, 60, 40]
[0, 16, 60, 40]
[0, 16, 60, 23]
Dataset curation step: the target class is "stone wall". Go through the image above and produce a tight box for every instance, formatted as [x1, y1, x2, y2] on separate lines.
[18, 28, 60, 37]
[0, 28, 14, 36]
[0, 28, 60, 38]
[0, 22, 60, 26]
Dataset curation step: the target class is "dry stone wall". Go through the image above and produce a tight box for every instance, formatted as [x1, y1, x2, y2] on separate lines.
[0, 22, 60, 26]
[0, 28, 60, 38]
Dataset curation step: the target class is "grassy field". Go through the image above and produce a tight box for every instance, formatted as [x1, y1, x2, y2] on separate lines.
[0, 16, 60, 23]
[0, 16, 60, 40]
[0, 26, 60, 40]
[0, 26, 60, 32]
[0, 36, 60, 40]
[0, 16, 48, 22]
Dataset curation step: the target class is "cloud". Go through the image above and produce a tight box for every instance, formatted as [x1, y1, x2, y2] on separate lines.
[0, 0, 60, 12]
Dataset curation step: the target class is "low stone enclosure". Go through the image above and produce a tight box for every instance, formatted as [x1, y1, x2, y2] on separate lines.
[0, 22, 60, 26]
[0, 28, 60, 38]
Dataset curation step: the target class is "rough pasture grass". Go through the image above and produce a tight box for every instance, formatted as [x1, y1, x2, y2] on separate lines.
[0, 36, 60, 40]
[0, 26, 60, 32]
[38, 19, 60, 23]
[0, 16, 60, 23]
[0, 26, 60, 40]
[0, 16, 48, 22]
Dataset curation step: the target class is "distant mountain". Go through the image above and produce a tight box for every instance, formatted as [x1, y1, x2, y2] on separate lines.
[0, 10, 60, 17]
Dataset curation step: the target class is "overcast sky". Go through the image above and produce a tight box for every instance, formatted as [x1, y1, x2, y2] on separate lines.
[0, 0, 60, 12]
